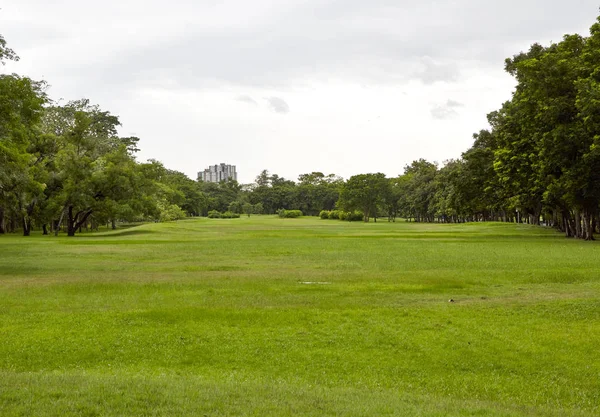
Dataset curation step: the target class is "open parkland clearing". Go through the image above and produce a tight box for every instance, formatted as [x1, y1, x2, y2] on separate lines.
[0, 216, 599, 416]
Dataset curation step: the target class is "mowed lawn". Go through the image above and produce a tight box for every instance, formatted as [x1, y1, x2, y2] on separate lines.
[0, 217, 599, 416]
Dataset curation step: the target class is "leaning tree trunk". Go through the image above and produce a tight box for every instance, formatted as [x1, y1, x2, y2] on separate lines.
[22, 216, 32, 236]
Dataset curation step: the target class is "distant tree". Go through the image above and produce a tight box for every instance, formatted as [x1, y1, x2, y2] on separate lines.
[338, 173, 388, 222]
[383, 177, 402, 222]
[242, 202, 253, 217]
[402, 160, 438, 222]
[296, 172, 342, 215]
[228, 200, 242, 214]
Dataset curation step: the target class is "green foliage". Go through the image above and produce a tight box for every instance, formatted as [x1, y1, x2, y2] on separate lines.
[207, 210, 221, 218]
[158, 203, 186, 222]
[320, 210, 363, 221]
[0, 74, 48, 235]
[339, 173, 389, 222]
[346, 211, 364, 221]
[221, 211, 241, 219]
[228, 201, 243, 214]
[328, 210, 341, 220]
[207, 210, 240, 219]
[242, 202, 254, 217]
[277, 209, 303, 218]
[253, 202, 264, 215]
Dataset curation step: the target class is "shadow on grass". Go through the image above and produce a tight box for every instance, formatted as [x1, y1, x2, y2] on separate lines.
[85, 228, 158, 238]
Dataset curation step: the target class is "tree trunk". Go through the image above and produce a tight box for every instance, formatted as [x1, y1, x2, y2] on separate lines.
[42, 224, 49, 235]
[583, 210, 595, 241]
[574, 210, 582, 239]
[55, 207, 66, 236]
[66, 206, 94, 237]
[111, 219, 117, 230]
[22, 217, 31, 236]
[67, 207, 76, 237]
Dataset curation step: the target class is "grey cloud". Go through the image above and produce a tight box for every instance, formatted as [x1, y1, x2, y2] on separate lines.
[236, 95, 258, 105]
[415, 57, 460, 84]
[265, 97, 290, 114]
[6, 0, 598, 91]
[431, 99, 464, 120]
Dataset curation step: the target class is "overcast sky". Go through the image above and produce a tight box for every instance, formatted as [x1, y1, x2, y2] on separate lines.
[2, 1, 599, 183]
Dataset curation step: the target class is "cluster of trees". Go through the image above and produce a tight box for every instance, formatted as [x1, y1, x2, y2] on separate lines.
[1, 35, 208, 236]
[334, 15, 600, 240]
[195, 170, 340, 217]
[3, 16, 600, 240]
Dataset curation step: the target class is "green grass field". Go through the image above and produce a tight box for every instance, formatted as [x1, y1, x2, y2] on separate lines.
[0, 217, 599, 416]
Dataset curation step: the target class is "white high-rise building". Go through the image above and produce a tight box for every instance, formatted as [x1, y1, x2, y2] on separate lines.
[198, 163, 238, 183]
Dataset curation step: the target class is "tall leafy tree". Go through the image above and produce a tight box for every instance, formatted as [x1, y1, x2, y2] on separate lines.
[339, 173, 389, 222]
[0, 74, 47, 234]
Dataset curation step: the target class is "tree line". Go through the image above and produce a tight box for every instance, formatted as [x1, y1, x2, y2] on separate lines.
[2, 15, 600, 239]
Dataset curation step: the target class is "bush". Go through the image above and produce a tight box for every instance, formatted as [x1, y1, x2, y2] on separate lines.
[159, 204, 186, 222]
[346, 211, 364, 222]
[320, 209, 363, 221]
[207, 210, 222, 218]
[286, 210, 303, 218]
[221, 211, 241, 219]
[277, 209, 303, 218]
[208, 210, 240, 219]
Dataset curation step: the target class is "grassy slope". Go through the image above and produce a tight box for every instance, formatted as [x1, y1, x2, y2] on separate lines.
[0, 217, 598, 416]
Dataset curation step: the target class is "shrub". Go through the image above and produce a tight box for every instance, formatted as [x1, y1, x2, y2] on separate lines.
[339, 211, 348, 221]
[207, 210, 222, 218]
[159, 204, 186, 222]
[221, 211, 241, 219]
[319, 210, 330, 219]
[347, 211, 364, 222]
[329, 210, 341, 220]
[286, 210, 303, 218]
[277, 209, 303, 218]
